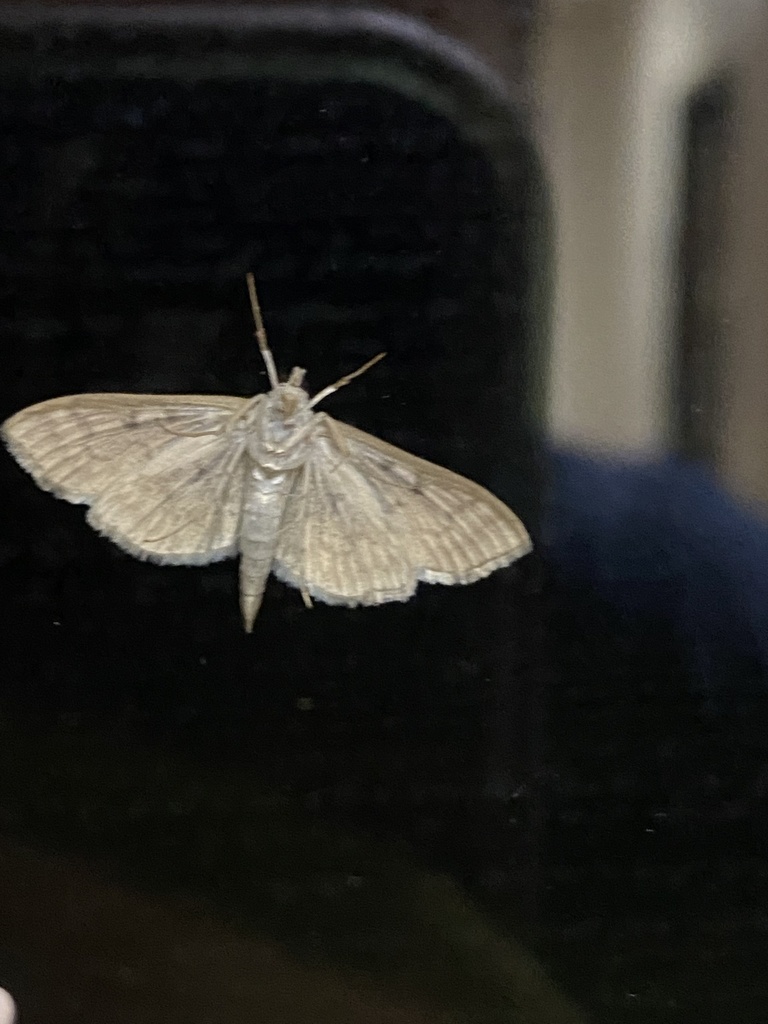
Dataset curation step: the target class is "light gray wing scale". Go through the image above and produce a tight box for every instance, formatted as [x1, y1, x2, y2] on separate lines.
[273, 417, 532, 606]
[2, 392, 252, 564]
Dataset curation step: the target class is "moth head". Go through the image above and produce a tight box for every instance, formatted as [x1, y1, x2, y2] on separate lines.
[262, 380, 312, 444]
[278, 369, 309, 420]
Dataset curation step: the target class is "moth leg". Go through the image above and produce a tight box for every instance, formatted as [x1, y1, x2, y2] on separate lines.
[281, 417, 324, 453]
[158, 423, 222, 438]
[157, 395, 263, 438]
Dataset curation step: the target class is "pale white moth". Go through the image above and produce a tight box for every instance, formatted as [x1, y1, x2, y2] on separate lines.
[2, 276, 532, 631]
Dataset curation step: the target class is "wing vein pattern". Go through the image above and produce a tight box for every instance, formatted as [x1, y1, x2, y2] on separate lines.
[274, 417, 531, 605]
[2, 393, 251, 564]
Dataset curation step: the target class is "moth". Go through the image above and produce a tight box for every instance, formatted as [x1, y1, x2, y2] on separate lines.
[2, 275, 532, 631]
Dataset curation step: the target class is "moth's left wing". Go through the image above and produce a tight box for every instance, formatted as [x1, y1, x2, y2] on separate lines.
[2, 392, 253, 564]
[273, 416, 531, 606]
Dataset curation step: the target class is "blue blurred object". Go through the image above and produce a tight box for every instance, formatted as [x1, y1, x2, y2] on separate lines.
[543, 446, 768, 707]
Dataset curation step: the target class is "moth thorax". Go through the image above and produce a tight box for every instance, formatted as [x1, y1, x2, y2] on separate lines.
[249, 386, 312, 464]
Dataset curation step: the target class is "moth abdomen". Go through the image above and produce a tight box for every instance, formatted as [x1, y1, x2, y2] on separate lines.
[238, 467, 295, 631]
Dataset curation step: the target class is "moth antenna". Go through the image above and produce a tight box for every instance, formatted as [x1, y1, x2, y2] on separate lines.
[246, 273, 280, 391]
[308, 351, 387, 409]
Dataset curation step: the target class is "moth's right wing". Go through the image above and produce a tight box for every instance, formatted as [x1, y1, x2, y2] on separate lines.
[2, 392, 255, 564]
[274, 414, 531, 606]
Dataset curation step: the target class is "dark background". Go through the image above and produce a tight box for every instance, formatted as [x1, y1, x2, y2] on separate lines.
[0, 14, 545, 902]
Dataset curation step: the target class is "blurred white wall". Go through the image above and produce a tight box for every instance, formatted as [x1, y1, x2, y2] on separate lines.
[534, 0, 766, 466]
[719, 14, 768, 507]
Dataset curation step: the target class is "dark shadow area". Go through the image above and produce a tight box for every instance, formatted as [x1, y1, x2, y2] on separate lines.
[0, 12, 546, 925]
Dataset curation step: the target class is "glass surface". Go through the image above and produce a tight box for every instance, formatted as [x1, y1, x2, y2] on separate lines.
[1, 3, 767, 1023]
